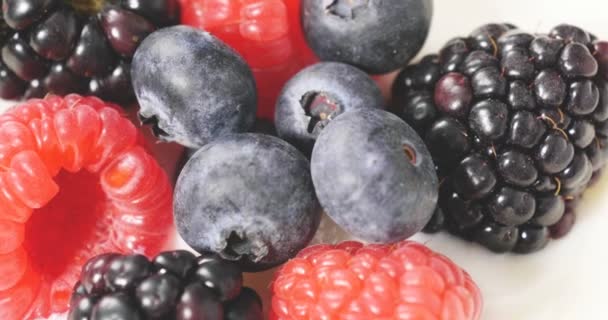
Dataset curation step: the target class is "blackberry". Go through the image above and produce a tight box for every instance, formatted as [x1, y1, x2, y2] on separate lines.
[0, 0, 178, 103]
[67, 251, 263, 320]
[392, 23, 608, 254]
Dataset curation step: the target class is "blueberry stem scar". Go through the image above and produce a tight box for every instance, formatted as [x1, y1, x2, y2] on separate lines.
[301, 91, 342, 134]
[402, 144, 417, 164]
[325, 0, 369, 19]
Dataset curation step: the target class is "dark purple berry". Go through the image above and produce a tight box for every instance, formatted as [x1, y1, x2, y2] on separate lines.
[507, 111, 546, 148]
[487, 187, 536, 226]
[501, 48, 534, 80]
[497, 150, 538, 187]
[534, 69, 566, 106]
[177, 283, 223, 320]
[29, 8, 79, 61]
[514, 226, 550, 254]
[567, 119, 596, 148]
[508, 80, 536, 110]
[559, 43, 598, 78]
[451, 154, 497, 200]
[135, 273, 182, 318]
[3, 0, 58, 30]
[224, 287, 264, 320]
[497, 29, 534, 55]
[471, 67, 507, 97]
[468, 99, 509, 141]
[434, 72, 472, 117]
[2, 33, 49, 81]
[425, 117, 470, 169]
[550, 24, 591, 45]
[99, 6, 156, 57]
[462, 50, 498, 76]
[468, 23, 510, 53]
[530, 36, 564, 69]
[439, 38, 469, 73]
[533, 196, 565, 227]
[566, 80, 599, 115]
[474, 220, 519, 253]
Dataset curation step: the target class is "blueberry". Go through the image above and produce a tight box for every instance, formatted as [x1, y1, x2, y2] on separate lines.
[310, 108, 438, 243]
[174, 134, 321, 271]
[274, 62, 383, 155]
[132, 26, 257, 148]
[302, 0, 432, 74]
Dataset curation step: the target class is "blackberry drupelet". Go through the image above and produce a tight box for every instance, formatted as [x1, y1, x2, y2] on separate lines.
[67, 251, 264, 320]
[392, 23, 608, 253]
[0, 0, 178, 103]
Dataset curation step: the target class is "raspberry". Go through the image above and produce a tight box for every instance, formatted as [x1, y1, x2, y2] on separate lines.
[0, 95, 173, 319]
[392, 23, 608, 253]
[270, 241, 482, 320]
[0, 0, 178, 103]
[67, 251, 263, 320]
[179, 0, 317, 119]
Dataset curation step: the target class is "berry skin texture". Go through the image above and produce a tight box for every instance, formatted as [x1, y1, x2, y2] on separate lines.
[274, 62, 384, 155]
[311, 108, 438, 243]
[132, 26, 258, 149]
[302, 0, 433, 74]
[271, 241, 482, 320]
[0, 95, 173, 319]
[68, 251, 264, 320]
[0, 0, 178, 102]
[392, 23, 608, 253]
[179, 0, 317, 120]
[174, 133, 322, 271]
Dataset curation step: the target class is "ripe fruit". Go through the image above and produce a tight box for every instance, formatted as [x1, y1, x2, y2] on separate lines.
[179, 0, 317, 119]
[174, 133, 322, 271]
[0, 0, 178, 102]
[392, 23, 608, 253]
[132, 26, 257, 149]
[68, 251, 263, 320]
[274, 62, 384, 155]
[271, 240, 482, 320]
[310, 108, 438, 243]
[302, 0, 433, 74]
[0, 95, 173, 319]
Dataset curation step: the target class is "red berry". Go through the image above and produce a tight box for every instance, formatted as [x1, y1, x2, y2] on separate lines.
[0, 95, 173, 319]
[271, 241, 482, 320]
[179, 0, 317, 119]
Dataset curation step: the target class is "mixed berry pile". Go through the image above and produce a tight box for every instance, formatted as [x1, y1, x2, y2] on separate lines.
[0, 0, 604, 319]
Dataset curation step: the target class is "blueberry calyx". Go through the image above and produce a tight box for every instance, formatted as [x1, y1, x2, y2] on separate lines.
[301, 91, 343, 135]
[138, 113, 169, 138]
[403, 144, 418, 165]
[326, 0, 369, 20]
[220, 230, 269, 264]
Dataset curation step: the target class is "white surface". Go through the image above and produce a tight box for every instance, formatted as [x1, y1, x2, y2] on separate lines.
[9, 0, 608, 319]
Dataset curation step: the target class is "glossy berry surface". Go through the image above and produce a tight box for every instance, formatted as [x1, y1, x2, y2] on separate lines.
[271, 241, 482, 320]
[392, 23, 608, 253]
[274, 62, 384, 155]
[179, 0, 317, 120]
[68, 251, 263, 320]
[0, 95, 173, 319]
[174, 133, 322, 271]
[311, 108, 438, 243]
[132, 26, 257, 149]
[0, 0, 178, 102]
[302, 0, 432, 74]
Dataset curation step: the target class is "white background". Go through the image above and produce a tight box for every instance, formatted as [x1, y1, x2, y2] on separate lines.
[22, 0, 608, 319]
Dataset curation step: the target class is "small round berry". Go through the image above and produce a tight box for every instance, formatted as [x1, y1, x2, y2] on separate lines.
[434, 72, 473, 118]
[398, 91, 437, 132]
[439, 38, 469, 73]
[474, 220, 519, 253]
[104, 254, 153, 292]
[487, 187, 536, 226]
[192, 259, 243, 302]
[468, 99, 509, 141]
[81, 253, 121, 295]
[567, 119, 596, 149]
[451, 154, 497, 200]
[497, 29, 534, 54]
[508, 80, 536, 110]
[91, 293, 142, 320]
[536, 132, 575, 174]
[497, 150, 538, 187]
[135, 273, 182, 318]
[501, 48, 534, 80]
[425, 117, 471, 169]
[153, 250, 197, 279]
[514, 226, 550, 254]
[566, 80, 599, 115]
[549, 211, 576, 239]
[559, 43, 598, 78]
[68, 294, 97, 320]
[471, 67, 507, 97]
[422, 207, 446, 233]
[532, 196, 566, 227]
[558, 152, 593, 189]
[224, 287, 264, 320]
[550, 24, 591, 45]
[462, 50, 498, 76]
[534, 69, 566, 106]
[177, 283, 223, 320]
[469, 23, 510, 53]
[529, 35, 564, 69]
